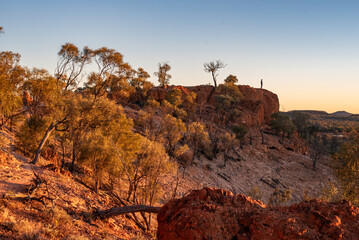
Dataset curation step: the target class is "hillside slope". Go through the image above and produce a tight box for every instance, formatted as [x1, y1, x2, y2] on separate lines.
[177, 128, 335, 204]
[0, 129, 153, 239]
[0, 85, 338, 239]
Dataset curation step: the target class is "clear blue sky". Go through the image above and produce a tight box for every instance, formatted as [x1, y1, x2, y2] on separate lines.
[1, 0, 358, 113]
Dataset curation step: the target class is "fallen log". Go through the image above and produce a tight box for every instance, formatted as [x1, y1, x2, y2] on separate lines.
[94, 205, 161, 219]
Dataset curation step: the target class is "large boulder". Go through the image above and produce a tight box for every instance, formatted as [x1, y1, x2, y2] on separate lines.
[157, 188, 359, 240]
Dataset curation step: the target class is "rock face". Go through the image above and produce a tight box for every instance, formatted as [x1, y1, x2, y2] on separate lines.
[147, 85, 279, 127]
[236, 85, 279, 126]
[157, 188, 359, 240]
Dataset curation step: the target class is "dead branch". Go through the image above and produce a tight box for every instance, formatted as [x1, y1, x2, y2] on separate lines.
[231, 147, 243, 161]
[93, 205, 161, 219]
[3, 195, 54, 207]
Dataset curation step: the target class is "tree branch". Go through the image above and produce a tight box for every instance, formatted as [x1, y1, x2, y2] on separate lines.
[93, 205, 161, 219]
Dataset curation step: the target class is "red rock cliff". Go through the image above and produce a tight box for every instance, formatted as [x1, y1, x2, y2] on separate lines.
[147, 85, 279, 127]
[157, 188, 359, 240]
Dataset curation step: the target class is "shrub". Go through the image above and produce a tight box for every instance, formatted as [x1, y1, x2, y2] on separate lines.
[268, 188, 292, 206]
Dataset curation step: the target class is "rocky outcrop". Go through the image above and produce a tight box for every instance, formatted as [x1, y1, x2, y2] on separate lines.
[147, 85, 279, 127]
[236, 85, 279, 126]
[157, 188, 359, 240]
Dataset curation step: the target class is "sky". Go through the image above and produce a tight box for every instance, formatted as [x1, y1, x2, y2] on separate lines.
[1, 0, 358, 113]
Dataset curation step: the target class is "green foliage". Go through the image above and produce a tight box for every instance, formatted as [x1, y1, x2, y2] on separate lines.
[214, 82, 242, 124]
[130, 67, 154, 102]
[224, 74, 238, 84]
[78, 128, 117, 190]
[333, 135, 359, 205]
[0, 51, 25, 127]
[309, 135, 329, 170]
[186, 122, 210, 158]
[130, 137, 176, 205]
[218, 132, 237, 153]
[144, 99, 161, 113]
[16, 115, 49, 157]
[232, 124, 248, 140]
[182, 92, 197, 117]
[291, 112, 311, 139]
[320, 181, 341, 202]
[23, 69, 61, 109]
[0, 75, 22, 121]
[55, 43, 92, 90]
[165, 88, 182, 107]
[270, 112, 295, 139]
[160, 114, 187, 156]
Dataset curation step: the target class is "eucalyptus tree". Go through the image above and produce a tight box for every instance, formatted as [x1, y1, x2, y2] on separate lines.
[334, 135, 359, 205]
[154, 62, 171, 87]
[204, 60, 226, 88]
[0, 51, 26, 129]
[30, 43, 92, 164]
[55, 43, 92, 90]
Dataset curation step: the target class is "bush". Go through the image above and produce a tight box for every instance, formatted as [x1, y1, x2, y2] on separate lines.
[16, 115, 48, 157]
[268, 188, 292, 206]
[232, 125, 248, 140]
[247, 186, 262, 201]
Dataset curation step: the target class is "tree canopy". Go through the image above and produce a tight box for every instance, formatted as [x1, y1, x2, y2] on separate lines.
[204, 60, 226, 88]
[154, 63, 171, 87]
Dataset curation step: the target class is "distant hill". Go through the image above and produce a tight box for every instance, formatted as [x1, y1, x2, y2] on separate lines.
[288, 110, 355, 117]
[288, 110, 329, 115]
[331, 111, 352, 117]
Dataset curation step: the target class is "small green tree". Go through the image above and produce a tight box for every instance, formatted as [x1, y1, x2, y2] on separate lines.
[129, 67, 153, 104]
[292, 112, 311, 139]
[0, 51, 26, 129]
[309, 135, 328, 171]
[224, 74, 238, 84]
[165, 88, 182, 107]
[232, 124, 248, 141]
[219, 132, 237, 166]
[77, 128, 116, 192]
[160, 114, 186, 157]
[182, 92, 197, 118]
[186, 122, 210, 161]
[154, 63, 171, 87]
[16, 115, 48, 157]
[270, 112, 295, 141]
[333, 135, 359, 205]
[214, 82, 243, 125]
[269, 188, 292, 206]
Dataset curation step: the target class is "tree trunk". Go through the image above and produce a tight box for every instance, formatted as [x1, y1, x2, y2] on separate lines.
[70, 144, 76, 172]
[61, 142, 65, 168]
[313, 157, 317, 171]
[206, 86, 216, 104]
[212, 72, 217, 88]
[31, 122, 56, 164]
[10, 117, 13, 132]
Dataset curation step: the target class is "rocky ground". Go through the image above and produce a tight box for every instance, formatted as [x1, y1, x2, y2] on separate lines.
[158, 188, 359, 240]
[178, 128, 336, 205]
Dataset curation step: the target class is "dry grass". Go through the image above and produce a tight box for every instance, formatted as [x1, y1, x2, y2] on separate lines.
[13, 219, 41, 240]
